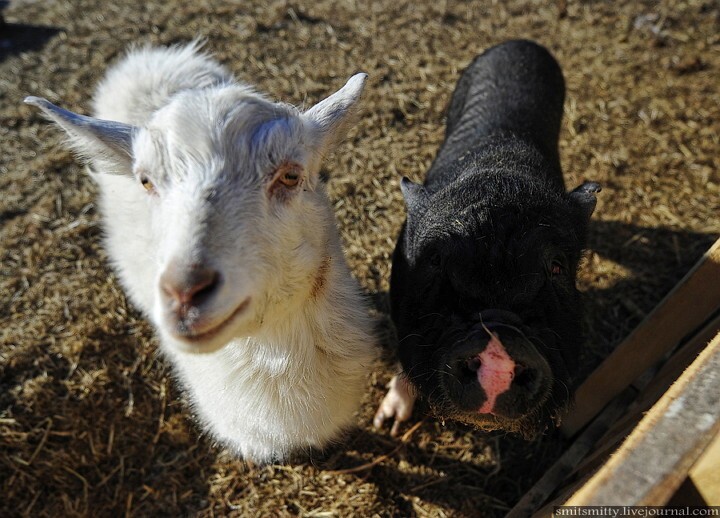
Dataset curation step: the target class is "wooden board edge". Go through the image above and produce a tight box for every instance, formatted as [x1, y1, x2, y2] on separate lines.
[562, 238, 720, 436]
[565, 332, 720, 505]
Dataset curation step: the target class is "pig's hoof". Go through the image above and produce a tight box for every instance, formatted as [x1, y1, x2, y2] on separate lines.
[373, 374, 417, 437]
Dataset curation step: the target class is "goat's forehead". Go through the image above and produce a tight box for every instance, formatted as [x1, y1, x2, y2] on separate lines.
[135, 88, 303, 179]
[162, 87, 295, 129]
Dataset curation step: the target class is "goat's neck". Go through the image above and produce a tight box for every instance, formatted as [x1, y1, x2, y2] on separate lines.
[254, 247, 364, 362]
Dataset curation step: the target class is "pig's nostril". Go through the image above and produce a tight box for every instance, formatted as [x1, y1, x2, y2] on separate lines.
[513, 364, 538, 391]
[466, 356, 482, 372]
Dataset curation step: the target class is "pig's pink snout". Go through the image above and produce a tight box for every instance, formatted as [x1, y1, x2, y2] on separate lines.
[473, 335, 516, 414]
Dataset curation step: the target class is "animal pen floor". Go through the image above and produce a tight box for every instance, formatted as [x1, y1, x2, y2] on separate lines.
[1, 0, 718, 516]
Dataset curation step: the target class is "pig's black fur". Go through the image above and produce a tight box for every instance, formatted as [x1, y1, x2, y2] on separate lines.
[390, 40, 600, 437]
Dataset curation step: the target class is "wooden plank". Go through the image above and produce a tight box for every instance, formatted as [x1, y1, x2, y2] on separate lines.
[562, 238, 720, 436]
[532, 471, 597, 518]
[564, 332, 720, 505]
[582, 311, 720, 462]
[515, 313, 720, 516]
[568, 414, 639, 481]
[536, 414, 720, 517]
[506, 389, 635, 518]
[624, 311, 720, 420]
[688, 430, 720, 505]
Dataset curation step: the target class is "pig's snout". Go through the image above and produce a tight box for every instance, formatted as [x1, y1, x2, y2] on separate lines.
[464, 335, 544, 417]
[477, 308, 523, 328]
[470, 335, 516, 414]
[445, 323, 550, 419]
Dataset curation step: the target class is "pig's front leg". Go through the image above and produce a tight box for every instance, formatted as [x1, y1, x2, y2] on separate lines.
[373, 371, 417, 436]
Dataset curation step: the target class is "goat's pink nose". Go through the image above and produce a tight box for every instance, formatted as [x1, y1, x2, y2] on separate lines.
[160, 262, 220, 308]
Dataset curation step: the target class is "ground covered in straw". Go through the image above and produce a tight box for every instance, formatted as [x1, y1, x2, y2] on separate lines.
[1, 0, 718, 516]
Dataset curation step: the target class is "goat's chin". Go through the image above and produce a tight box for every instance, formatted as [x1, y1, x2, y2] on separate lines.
[156, 299, 256, 354]
[163, 331, 233, 354]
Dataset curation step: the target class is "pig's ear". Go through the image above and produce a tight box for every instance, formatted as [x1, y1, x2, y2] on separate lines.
[569, 182, 601, 220]
[400, 177, 428, 216]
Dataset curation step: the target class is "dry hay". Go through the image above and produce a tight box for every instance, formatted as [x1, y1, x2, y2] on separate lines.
[1, 0, 718, 516]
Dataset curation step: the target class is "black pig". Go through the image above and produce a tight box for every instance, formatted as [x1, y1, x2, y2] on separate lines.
[374, 40, 600, 438]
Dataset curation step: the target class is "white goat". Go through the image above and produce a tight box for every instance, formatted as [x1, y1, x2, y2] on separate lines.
[26, 42, 378, 463]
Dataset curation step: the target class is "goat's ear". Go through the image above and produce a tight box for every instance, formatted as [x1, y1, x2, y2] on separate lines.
[25, 96, 135, 175]
[400, 177, 428, 216]
[569, 181, 602, 220]
[301, 73, 367, 155]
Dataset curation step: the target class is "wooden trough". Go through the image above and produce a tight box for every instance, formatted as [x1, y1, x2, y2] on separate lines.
[509, 238, 720, 516]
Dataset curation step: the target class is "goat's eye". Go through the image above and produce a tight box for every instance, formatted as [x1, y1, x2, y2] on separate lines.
[279, 170, 300, 188]
[269, 162, 304, 197]
[140, 176, 155, 194]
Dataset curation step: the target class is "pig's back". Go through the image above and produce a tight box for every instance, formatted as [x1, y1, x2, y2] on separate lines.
[426, 40, 565, 191]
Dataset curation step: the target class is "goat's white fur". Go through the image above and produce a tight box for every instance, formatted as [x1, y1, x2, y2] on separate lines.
[26, 41, 378, 462]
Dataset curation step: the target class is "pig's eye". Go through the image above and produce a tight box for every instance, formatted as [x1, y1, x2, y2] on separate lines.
[550, 259, 566, 276]
[428, 251, 442, 268]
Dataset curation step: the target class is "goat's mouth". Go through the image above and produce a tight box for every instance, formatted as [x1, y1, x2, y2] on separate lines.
[168, 298, 251, 348]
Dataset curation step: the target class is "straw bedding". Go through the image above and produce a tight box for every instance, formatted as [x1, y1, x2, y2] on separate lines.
[1, 0, 718, 515]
